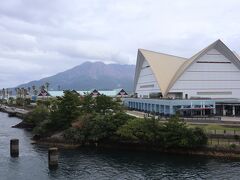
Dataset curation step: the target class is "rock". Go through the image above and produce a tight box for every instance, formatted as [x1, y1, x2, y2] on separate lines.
[12, 121, 34, 129]
[32, 134, 42, 140]
[31, 141, 37, 144]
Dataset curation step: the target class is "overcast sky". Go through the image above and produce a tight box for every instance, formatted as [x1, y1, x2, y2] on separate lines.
[1, 0, 240, 88]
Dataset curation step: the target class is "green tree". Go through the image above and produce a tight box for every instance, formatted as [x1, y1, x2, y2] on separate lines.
[16, 97, 24, 106]
[95, 95, 114, 113]
[188, 127, 208, 147]
[117, 117, 163, 143]
[64, 112, 131, 143]
[45, 82, 50, 92]
[81, 94, 95, 113]
[95, 95, 122, 114]
[45, 82, 50, 99]
[8, 97, 14, 105]
[24, 105, 50, 127]
[162, 116, 207, 148]
[117, 116, 208, 148]
[49, 90, 81, 130]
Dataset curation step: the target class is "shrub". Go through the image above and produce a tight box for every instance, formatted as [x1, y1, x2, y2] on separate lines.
[117, 117, 163, 143]
[64, 112, 132, 142]
[230, 143, 237, 149]
[162, 117, 207, 148]
[117, 116, 208, 148]
[234, 135, 239, 140]
[8, 97, 14, 105]
[37, 99, 51, 107]
[63, 128, 83, 143]
[16, 97, 24, 106]
[24, 105, 50, 127]
[187, 127, 208, 148]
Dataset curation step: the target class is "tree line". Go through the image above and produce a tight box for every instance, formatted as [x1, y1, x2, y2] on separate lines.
[0, 82, 50, 99]
[24, 90, 208, 149]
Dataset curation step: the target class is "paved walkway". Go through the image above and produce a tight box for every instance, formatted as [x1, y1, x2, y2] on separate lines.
[126, 110, 145, 118]
[126, 110, 240, 125]
[221, 116, 240, 122]
[0, 105, 29, 114]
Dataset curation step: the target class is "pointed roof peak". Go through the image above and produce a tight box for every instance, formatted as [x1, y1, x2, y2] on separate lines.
[138, 50, 187, 96]
[139, 48, 187, 59]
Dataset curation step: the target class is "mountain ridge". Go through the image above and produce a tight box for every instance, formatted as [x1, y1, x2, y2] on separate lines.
[16, 61, 135, 92]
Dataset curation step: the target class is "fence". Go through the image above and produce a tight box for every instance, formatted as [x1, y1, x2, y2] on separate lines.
[208, 137, 240, 146]
[207, 129, 240, 136]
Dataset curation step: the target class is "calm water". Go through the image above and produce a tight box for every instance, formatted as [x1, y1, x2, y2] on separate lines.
[0, 112, 240, 180]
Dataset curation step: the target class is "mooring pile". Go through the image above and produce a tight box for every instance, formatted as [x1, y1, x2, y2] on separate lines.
[10, 139, 59, 169]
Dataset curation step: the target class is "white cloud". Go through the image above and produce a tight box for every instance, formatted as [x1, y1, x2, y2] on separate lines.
[0, 0, 240, 87]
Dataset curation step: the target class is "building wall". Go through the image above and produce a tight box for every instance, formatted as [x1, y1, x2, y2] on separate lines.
[135, 59, 161, 97]
[170, 48, 240, 99]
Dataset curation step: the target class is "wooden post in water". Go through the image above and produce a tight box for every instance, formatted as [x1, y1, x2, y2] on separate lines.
[48, 147, 58, 168]
[10, 139, 19, 157]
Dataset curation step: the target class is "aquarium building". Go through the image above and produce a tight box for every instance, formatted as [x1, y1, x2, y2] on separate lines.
[124, 40, 240, 116]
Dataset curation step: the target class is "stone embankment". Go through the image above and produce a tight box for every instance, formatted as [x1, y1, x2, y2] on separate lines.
[0, 105, 33, 128]
[0, 105, 29, 119]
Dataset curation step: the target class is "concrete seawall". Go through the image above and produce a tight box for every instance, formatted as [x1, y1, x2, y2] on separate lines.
[0, 105, 29, 119]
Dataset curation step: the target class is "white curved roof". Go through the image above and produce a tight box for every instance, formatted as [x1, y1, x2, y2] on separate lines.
[139, 49, 187, 96]
[134, 39, 240, 97]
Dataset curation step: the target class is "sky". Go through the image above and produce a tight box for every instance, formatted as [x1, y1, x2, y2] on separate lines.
[1, 0, 240, 88]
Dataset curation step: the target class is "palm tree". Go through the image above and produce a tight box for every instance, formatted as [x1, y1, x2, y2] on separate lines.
[39, 85, 46, 100]
[45, 82, 50, 99]
[0, 89, 2, 99]
[45, 82, 49, 92]
[2, 88, 5, 99]
[27, 87, 31, 95]
[32, 85, 37, 96]
[40, 85, 45, 91]
[15, 88, 17, 98]
[17, 88, 21, 98]
[20, 88, 24, 98]
[34, 89, 38, 96]
[32, 85, 35, 92]
[9, 90, 12, 97]
[6, 88, 9, 99]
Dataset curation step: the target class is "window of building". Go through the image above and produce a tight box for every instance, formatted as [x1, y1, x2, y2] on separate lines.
[142, 65, 150, 69]
[196, 61, 231, 63]
[140, 84, 154, 88]
[197, 92, 232, 95]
